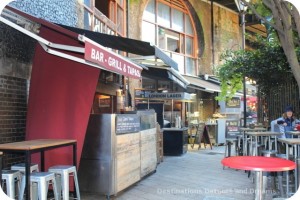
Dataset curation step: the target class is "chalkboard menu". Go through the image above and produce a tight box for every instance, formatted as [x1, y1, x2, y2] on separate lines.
[116, 114, 140, 134]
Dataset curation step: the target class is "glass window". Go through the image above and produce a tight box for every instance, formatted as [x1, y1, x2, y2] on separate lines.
[158, 28, 180, 52]
[142, 0, 197, 76]
[157, 2, 170, 28]
[186, 57, 196, 76]
[166, 35, 179, 52]
[185, 36, 193, 55]
[142, 21, 156, 44]
[84, 0, 92, 7]
[172, 8, 184, 32]
[185, 14, 193, 35]
[84, 9, 92, 30]
[172, 54, 185, 74]
[144, 0, 155, 22]
[117, 6, 124, 34]
[158, 80, 171, 90]
[143, 78, 156, 89]
[117, 0, 124, 7]
[158, 27, 166, 49]
[110, 1, 115, 23]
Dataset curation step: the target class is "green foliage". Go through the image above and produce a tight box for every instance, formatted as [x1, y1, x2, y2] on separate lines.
[252, 1, 272, 17]
[216, 42, 297, 101]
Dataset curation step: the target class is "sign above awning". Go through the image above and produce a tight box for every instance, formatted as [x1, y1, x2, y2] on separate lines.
[84, 38, 141, 79]
[148, 92, 192, 100]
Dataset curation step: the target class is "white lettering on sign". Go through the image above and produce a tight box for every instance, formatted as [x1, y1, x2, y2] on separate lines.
[84, 40, 142, 79]
[148, 93, 187, 99]
[91, 49, 104, 62]
[108, 57, 122, 71]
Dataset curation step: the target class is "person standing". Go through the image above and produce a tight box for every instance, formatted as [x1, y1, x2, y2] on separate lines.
[276, 106, 300, 138]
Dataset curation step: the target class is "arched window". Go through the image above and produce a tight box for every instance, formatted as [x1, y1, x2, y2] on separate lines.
[142, 0, 197, 76]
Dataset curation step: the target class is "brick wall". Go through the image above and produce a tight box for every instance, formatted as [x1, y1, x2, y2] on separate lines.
[0, 75, 27, 167]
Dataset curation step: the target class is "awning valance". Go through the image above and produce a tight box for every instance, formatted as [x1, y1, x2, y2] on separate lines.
[183, 75, 221, 92]
[60, 25, 188, 88]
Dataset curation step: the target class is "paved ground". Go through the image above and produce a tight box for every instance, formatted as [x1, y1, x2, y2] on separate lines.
[81, 144, 284, 200]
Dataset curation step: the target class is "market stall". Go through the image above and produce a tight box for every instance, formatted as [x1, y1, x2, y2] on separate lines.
[136, 92, 193, 156]
[78, 110, 157, 197]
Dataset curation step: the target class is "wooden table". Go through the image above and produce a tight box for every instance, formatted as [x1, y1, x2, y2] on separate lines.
[0, 139, 77, 200]
[222, 156, 296, 200]
[286, 131, 300, 138]
[239, 128, 267, 155]
[245, 132, 282, 156]
[278, 138, 300, 196]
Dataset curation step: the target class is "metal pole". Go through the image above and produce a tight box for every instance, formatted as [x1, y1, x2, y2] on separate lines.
[241, 11, 247, 128]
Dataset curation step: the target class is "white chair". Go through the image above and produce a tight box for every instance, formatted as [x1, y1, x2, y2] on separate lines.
[0, 185, 14, 200]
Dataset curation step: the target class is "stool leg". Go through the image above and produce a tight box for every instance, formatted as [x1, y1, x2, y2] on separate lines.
[18, 177, 25, 200]
[277, 173, 284, 197]
[224, 142, 228, 158]
[62, 171, 69, 200]
[7, 176, 15, 198]
[228, 142, 232, 157]
[37, 180, 47, 200]
[52, 178, 59, 200]
[73, 170, 80, 200]
[54, 175, 62, 200]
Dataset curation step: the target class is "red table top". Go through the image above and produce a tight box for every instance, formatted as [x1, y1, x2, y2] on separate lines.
[222, 156, 296, 172]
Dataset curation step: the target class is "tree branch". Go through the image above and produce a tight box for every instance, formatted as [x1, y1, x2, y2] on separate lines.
[240, 0, 285, 36]
[274, 0, 291, 31]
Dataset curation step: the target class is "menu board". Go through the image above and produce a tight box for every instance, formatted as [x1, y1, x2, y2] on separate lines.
[226, 97, 241, 108]
[116, 114, 140, 134]
[226, 120, 240, 138]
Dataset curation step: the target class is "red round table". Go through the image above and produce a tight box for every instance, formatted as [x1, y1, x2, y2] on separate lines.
[222, 156, 296, 200]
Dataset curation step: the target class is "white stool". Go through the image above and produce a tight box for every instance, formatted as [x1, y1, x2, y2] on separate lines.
[11, 163, 39, 173]
[2, 170, 21, 199]
[19, 172, 59, 200]
[48, 165, 80, 200]
[11, 163, 39, 200]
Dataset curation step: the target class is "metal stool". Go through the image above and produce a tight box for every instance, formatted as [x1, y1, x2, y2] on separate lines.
[11, 163, 39, 200]
[48, 165, 80, 200]
[276, 153, 295, 198]
[261, 150, 278, 194]
[224, 138, 238, 158]
[2, 170, 21, 198]
[11, 163, 39, 173]
[19, 172, 59, 200]
[247, 141, 264, 156]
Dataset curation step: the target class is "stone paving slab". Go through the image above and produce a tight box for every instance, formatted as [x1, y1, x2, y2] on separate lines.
[81, 144, 281, 200]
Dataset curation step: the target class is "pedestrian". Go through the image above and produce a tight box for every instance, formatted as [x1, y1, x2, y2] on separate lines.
[276, 105, 300, 138]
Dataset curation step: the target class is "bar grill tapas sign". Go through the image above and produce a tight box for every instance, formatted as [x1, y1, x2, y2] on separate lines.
[84, 39, 142, 79]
